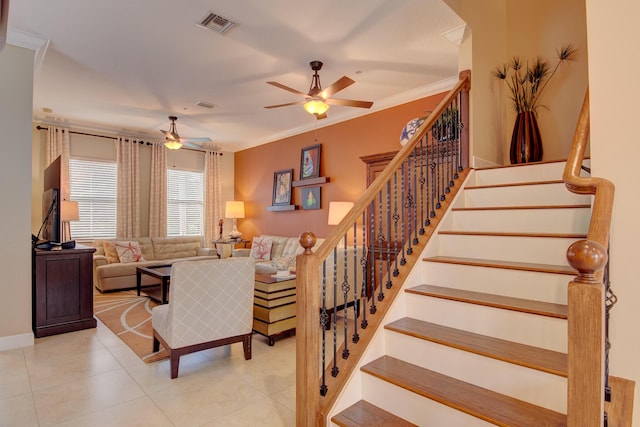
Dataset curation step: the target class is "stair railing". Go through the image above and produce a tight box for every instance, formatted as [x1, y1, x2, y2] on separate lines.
[295, 70, 471, 426]
[563, 90, 615, 427]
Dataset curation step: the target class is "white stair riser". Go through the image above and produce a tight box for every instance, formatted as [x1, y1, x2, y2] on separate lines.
[405, 294, 567, 352]
[440, 207, 591, 234]
[471, 163, 567, 186]
[436, 234, 580, 265]
[385, 331, 567, 413]
[421, 262, 570, 304]
[361, 374, 494, 427]
[462, 184, 591, 207]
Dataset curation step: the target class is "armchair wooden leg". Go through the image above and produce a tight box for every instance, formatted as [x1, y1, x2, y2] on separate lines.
[242, 334, 252, 360]
[170, 350, 180, 379]
[153, 335, 160, 353]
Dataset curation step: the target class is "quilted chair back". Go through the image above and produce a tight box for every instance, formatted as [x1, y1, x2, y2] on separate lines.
[165, 257, 255, 348]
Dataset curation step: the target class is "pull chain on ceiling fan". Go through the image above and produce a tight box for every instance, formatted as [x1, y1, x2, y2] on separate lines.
[265, 61, 373, 120]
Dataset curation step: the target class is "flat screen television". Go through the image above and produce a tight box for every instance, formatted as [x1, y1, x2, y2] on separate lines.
[40, 156, 63, 243]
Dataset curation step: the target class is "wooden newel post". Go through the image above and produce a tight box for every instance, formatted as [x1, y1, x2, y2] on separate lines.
[566, 239, 608, 427]
[296, 231, 322, 427]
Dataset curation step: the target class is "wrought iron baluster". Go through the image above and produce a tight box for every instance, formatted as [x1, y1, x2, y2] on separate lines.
[341, 235, 350, 359]
[320, 261, 328, 396]
[419, 138, 426, 235]
[368, 201, 377, 315]
[392, 171, 400, 276]
[331, 247, 339, 377]
[352, 223, 360, 343]
[376, 190, 385, 301]
[385, 180, 392, 289]
[405, 155, 414, 255]
[400, 163, 407, 265]
[360, 211, 369, 329]
[412, 146, 419, 245]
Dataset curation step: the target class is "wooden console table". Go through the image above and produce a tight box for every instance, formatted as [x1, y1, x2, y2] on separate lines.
[32, 245, 96, 338]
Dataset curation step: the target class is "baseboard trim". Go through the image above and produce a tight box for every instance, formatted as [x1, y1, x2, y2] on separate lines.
[0, 332, 34, 351]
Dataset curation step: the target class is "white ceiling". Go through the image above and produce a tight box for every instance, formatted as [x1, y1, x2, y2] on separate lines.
[8, 0, 464, 152]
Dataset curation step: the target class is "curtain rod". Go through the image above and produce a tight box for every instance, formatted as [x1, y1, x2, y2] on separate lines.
[35, 125, 222, 155]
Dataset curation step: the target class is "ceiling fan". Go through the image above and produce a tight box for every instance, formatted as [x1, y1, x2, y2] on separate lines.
[160, 116, 212, 150]
[264, 61, 373, 119]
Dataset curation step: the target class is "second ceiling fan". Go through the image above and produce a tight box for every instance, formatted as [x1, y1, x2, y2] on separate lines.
[265, 61, 373, 119]
[161, 116, 212, 150]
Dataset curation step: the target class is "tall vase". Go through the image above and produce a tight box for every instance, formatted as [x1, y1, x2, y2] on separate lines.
[510, 111, 543, 164]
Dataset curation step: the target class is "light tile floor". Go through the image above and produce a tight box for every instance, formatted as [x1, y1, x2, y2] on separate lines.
[0, 320, 296, 427]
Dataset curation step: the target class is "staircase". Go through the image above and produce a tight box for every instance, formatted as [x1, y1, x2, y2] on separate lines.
[331, 160, 592, 427]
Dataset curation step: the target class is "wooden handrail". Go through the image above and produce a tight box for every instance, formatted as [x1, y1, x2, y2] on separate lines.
[563, 89, 615, 427]
[296, 70, 471, 427]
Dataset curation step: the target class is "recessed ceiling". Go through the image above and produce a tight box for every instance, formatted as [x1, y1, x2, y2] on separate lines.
[7, 0, 465, 152]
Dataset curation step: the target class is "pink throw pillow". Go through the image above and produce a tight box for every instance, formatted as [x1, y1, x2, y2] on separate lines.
[115, 241, 145, 263]
[249, 236, 273, 260]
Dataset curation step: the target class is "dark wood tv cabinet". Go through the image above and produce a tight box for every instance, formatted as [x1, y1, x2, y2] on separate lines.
[32, 244, 97, 338]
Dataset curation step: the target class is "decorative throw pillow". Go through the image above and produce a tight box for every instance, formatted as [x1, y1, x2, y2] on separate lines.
[249, 236, 273, 261]
[115, 241, 145, 263]
[102, 241, 120, 264]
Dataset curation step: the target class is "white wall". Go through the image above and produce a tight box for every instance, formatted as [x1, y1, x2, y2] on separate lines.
[0, 45, 35, 350]
[586, 0, 640, 423]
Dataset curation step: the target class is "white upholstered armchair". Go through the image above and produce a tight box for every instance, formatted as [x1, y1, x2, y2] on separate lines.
[152, 257, 255, 379]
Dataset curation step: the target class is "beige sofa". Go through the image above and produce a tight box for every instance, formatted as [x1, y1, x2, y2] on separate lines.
[92, 236, 219, 292]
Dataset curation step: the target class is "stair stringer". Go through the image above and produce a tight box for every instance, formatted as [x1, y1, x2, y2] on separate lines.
[327, 169, 477, 426]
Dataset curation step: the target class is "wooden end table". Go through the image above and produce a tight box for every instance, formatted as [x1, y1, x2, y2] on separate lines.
[136, 265, 172, 304]
[253, 273, 297, 346]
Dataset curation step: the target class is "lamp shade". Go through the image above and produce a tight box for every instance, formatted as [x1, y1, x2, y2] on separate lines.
[328, 201, 354, 225]
[303, 99, 329, 115]
[61, 200, 80, 222]
[225, 201, 245, 219]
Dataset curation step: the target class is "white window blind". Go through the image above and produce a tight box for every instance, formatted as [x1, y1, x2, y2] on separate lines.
[167, 169, 203, 236]
[69, 158, 117, 239]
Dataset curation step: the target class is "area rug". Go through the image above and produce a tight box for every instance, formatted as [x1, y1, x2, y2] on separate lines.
[93, 290, 168, 363]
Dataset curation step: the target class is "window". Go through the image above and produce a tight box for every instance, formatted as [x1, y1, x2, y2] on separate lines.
[69, 158, 117, 239]
[167, 169, 203, 236]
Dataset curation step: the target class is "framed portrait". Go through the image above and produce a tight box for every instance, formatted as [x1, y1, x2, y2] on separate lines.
[272, 169, 293, 206]
[300, 144, 321, 180]
[301, 186, 321, 210]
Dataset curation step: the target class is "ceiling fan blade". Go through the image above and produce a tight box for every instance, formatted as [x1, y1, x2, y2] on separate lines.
[266, 81, 308, 97]
[315, 112, 328, 120]
[181, 141, 205, 150]
[326, 98, 374, 109]
[264, 101, 305, 109]
[321, 76, 355, 98]
[182, 137, 212, 143]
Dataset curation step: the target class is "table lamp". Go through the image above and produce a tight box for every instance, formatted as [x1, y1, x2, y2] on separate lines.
[225, 200, 245, 239]
[61, 200, 79, 242]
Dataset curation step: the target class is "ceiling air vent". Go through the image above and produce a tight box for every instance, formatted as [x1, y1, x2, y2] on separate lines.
[197, 12, 237, 34]
[196, 101, 216, 109]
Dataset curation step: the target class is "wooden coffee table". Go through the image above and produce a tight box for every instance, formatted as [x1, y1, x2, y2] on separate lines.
[136, 265, 172, 304]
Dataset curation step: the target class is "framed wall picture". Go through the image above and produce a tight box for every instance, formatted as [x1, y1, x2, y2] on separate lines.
[301, 186, 321, 210]
[272, 169, 293, 206]
[300, 144, 321, 180]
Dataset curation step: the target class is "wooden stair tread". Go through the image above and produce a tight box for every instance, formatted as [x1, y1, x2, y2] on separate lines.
[423, 255, 577, 276]
[465, 179, 564, 190]
[331, 400, 418, 427]
[452, 204, 590, 211]
[438, 230, 586, 239]
[407, 284, 567, 318]
[386, 317, 567, 376]
[362, 356, 567, 427]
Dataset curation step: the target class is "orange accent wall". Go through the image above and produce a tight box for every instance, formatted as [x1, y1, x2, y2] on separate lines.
[234, 92, 446, 240]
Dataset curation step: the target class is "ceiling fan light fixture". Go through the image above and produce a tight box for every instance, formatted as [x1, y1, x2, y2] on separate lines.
[164, 140, 183, 150]
[303, 99, 329, 116]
